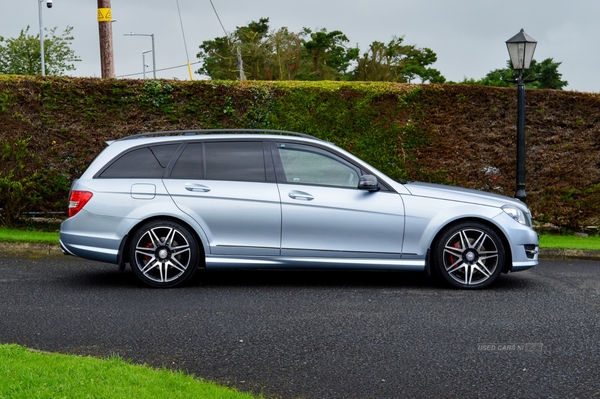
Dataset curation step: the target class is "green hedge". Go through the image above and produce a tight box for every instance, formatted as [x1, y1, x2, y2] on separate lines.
[1, 76, 599, 229]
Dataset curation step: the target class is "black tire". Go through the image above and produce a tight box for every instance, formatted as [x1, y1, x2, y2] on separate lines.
[433, 222, 505, 289]
[129, 219, 200, 288]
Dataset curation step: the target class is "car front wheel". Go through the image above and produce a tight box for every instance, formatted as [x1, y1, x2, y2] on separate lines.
[433, 222, 505, 289]
[129, 220, 200, 288]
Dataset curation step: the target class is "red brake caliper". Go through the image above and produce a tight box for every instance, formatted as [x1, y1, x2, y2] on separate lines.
[449, 241, 460, 265]
[143, 242, 153, 264]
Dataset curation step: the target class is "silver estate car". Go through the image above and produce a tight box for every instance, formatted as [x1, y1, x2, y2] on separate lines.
[60, 130, 538, 289]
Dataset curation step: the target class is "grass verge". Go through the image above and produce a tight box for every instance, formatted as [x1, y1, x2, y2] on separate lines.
[538, 234, 600, 251]
[0, 344, 260, 399]
[0, 227, 59, 244]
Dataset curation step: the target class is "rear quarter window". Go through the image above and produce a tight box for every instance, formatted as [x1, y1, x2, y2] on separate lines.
[97, 144, 180, 178]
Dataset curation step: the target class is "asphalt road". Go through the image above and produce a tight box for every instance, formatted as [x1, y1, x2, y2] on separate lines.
[1, 255, 599, 399]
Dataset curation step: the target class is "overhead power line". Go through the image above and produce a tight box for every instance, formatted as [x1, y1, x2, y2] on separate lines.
[116, 61, 201, 78]
[209, 0, 228, 36]
[208, 0, 245, 80]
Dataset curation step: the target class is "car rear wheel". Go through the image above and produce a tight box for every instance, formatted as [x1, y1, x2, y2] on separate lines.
[433, 222, 505, 289]
[129, 220, 200, 288]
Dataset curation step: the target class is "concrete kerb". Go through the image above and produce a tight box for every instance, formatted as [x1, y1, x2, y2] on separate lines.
[1, 242, 64, 257]
[539, 248, 600, 261]
[1, 242, 599, 261]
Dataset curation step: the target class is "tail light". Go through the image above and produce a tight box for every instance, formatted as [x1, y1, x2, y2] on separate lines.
[68, 190, 93, 218]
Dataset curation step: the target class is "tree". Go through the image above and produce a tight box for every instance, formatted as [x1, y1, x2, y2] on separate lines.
[196, 19, 442, 83]
[198, 21, 357, 81]
[297, 28, 359, 81]
[235, 17, 271, 80]
[530, 58, 568, 90]
[267, 27, 303, 80]
[0, 26, 80, 76]
[196, 35, 239, 80]
[353, 37, 445, 83]
[197, 18, 274, 80]
[460, 58, 568, 90]
[402, 47, 446, 84]
[354, 38, 409, 82]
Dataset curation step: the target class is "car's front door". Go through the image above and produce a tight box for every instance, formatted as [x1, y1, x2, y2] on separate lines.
[273, 142, 405, 259]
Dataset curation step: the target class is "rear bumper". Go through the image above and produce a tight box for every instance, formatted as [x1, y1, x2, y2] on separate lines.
[59, 211, 128, 264]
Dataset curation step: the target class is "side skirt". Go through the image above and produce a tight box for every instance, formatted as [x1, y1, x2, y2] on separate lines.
[205, 255, 425, 271]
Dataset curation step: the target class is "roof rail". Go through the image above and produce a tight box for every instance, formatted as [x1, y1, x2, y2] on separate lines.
[118, 129, 321, 141]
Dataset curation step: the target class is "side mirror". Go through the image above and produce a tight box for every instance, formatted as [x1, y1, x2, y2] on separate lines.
[358, 174, 380, 191]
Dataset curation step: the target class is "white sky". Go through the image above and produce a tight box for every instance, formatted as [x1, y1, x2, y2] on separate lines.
[3, 0, 599, 92]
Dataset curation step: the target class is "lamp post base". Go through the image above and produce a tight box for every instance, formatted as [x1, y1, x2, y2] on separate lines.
[515, 187, 527, 203]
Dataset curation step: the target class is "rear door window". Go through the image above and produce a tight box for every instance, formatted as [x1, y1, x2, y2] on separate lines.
[170, 143, 204, 179]
[171, 141, 267, 182]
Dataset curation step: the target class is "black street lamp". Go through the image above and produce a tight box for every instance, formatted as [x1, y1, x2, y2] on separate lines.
[506, 29, 537, 203]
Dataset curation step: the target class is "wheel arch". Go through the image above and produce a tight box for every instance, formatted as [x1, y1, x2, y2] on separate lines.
[119, 215, 207, 268]
[428, 217, 513, 274]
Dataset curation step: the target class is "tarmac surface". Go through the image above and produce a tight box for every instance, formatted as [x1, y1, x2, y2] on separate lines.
[1, 245, 599, 398]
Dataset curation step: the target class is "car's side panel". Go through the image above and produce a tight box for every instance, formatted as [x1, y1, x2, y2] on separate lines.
[59, 178, 183, 263]
[278, 183, 405, 258]
[164, 180, 282, 256]
[401, 194, 538, 270]
[401, 195, 503, 258]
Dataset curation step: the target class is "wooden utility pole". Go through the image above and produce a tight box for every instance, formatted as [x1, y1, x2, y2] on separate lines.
[97, 0, 114, 78]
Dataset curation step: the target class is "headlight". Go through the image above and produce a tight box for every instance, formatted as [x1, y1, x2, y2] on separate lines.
[502, 205, 531, 226]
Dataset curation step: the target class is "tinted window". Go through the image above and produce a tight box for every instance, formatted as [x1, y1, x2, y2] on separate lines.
[171, 143, 204, 179]
[278, 146, 359, 188]
[99, 144, 179, 178]
[170, 141, 266, 182]
[205, 142, 266, 182]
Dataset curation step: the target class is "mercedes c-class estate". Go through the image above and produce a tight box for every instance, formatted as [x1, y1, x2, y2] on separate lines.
[60, 129, 538, 289]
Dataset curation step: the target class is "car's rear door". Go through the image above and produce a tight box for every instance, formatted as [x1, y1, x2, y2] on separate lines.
[163, 140, 281, 256]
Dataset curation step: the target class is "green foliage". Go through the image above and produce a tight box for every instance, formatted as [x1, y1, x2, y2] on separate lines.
[141, 80, 174, 110]
[196, 19, 442, 83]
[0, 25, 81, 76]
[0, 137, 69, 225]
[530, 58, 569, 90]
[258, 82, 427, 181]
[0, 137, 36, 225]
[240, 85, 276, 128]
[0, 89, 14, 112]
[197, 17, 277, 80]
[353, 37, 445, 83]
[459, 58, 568, 89]
[298, 28, 359, 81]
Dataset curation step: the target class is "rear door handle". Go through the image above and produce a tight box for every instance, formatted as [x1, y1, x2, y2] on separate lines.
[288, 191, 313, 201]
[184, 183, 211, 192]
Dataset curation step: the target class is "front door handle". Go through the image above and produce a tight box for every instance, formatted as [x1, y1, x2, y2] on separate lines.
[184, 183, 211, 192]
[288, 191, 313, 201]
